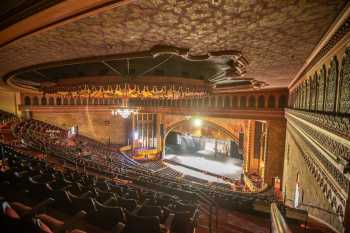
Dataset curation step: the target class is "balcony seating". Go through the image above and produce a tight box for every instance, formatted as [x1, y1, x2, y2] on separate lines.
[0, 115, 276, 233]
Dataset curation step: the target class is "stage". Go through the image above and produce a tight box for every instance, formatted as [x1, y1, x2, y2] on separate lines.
[164, 150, 243, 183]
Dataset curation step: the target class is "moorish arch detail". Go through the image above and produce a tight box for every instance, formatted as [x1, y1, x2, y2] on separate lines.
[305, 79, 310, 110]
[317, 65, 326, 111]
[310, 73, 317, 111]
[339, 47, 350, 114]
[325, 57, 339, 112]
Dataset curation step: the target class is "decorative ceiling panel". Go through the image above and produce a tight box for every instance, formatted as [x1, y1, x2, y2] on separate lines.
[0, 0, 347, 88]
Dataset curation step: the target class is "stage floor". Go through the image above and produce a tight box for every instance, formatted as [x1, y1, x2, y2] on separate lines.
[164, 150, 243, 181]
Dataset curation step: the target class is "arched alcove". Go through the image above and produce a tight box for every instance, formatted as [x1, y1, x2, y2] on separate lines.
[24, 96, 31, 105]
[258, 96, 265, 108]
[268, 95, 276, 108]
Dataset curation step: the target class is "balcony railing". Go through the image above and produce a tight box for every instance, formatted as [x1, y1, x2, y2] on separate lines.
[270, 203, 292, 233]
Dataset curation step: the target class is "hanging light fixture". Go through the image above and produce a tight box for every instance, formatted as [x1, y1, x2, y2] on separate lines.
[112, 108, 137, 119]
[111, 85, 139, 119]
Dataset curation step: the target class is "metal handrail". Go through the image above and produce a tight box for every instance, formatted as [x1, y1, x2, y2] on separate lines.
[270, 203, 292, 233]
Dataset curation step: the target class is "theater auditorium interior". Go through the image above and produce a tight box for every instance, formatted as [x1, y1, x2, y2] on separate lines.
[0, 1, 350, 233]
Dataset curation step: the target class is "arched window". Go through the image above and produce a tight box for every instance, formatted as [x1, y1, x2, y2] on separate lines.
[239, 96, 247, 108]
[248, 95, 256, 108]
[76, 98, 82, 105]
[258, 96, 265, 108]
[24, 96, 31, 106]
[56, 97, 62, 105]
[82, 98, 87, 105]
[278, 95, 287, 108]
[268, 95, 276, 108]
[63, 98, 69, 105]
[49, 97, 54, 105]
[32, 96, 39, 105]
[41, 96, 47, 105]
[70, 98, 75, 105]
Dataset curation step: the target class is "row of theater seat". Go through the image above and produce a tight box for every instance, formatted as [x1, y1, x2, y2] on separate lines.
[0, 143, 200, 233]
[11, 118, 274, 213]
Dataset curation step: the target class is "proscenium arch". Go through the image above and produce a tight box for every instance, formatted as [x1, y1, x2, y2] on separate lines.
[164, 118, 239, 142]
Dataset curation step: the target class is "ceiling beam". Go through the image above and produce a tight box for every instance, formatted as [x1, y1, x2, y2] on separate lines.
[137, 55, 174, 77]
[101, 61, 123, 76]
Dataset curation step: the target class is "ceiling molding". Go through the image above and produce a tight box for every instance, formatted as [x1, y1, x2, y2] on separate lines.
[0, 0, 134, 47]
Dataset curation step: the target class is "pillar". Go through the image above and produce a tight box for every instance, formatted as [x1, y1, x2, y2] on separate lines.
[264, 119, 286, 186]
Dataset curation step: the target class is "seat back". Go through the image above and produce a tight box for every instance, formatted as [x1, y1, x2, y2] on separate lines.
[138, 205, 163, 219]
[90, 200, 125, 229]
[118, 198, 137, 212]
[124, 213, 161, 233]
[67, 191, 96, 213]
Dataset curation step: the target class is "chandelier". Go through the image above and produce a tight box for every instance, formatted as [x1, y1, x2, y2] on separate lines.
[112, 108, 137, 119]
[111, 96, 138, 119]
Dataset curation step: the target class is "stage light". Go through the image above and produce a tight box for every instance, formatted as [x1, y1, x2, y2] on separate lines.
[193, 118, 202, 127]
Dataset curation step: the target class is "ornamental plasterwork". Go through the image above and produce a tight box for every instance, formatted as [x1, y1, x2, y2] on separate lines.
[287, 110, 350, 163]
[339, 47, 350, 114]
[317, 66, 326, 111]
[325, 57, 338, 112]
[287, 123, 347, 223]
[0, 0, 346, 87]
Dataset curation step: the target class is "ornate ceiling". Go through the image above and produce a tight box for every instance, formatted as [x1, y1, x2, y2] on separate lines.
[0, 0, 347, 91]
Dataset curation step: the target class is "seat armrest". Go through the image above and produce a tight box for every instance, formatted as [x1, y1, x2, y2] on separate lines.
[163, 213, 175, 232]
[190, 208, 200, 222]
[79, 191, 91, 198]
[114, 222, 125, 233]
[58, 184, 72, 191]
[23, 198, 55, 218]
[131, 204, 143, 215]
[55, 210, 87, 233]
